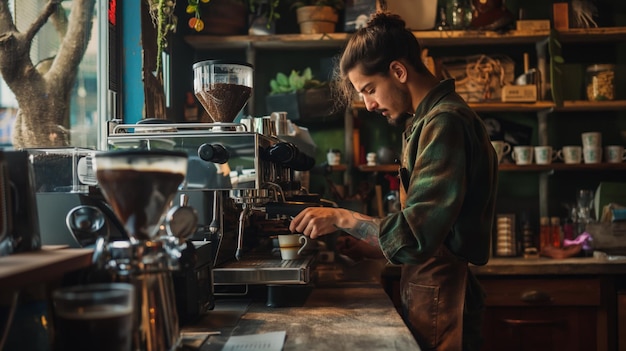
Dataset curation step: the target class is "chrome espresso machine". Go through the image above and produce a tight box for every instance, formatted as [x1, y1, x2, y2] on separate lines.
[106, 61, 327, 305]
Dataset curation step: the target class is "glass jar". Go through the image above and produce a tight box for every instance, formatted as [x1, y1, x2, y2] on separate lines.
[585, 64, 615, 101]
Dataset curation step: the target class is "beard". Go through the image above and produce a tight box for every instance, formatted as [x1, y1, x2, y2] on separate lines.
[387, 112, 412, 127]
[384, 86, 413, 127]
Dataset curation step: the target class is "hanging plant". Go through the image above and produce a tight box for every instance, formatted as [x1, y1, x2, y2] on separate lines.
[185, 0, 281, 33]
[147, 0, 177, 76]
[186, 0, 210, 32]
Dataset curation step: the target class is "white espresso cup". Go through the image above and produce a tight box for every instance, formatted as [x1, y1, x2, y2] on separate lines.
[277, 234, 309, 260]
[557, 145, 582, 164]
[583, 146, 603, 164]
[605, 145, 626, 163]
[581, 131, 602, 149]
[511, 146, 534, 165]
[491, 141, 511, 164]
[534, 146, 557, 165]
[327, 149, 341, 166]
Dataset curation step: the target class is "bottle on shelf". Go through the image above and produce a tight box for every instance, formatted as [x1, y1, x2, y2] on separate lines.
[550, 216, 562, 248]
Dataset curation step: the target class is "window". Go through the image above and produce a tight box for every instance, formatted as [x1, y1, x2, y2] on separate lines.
[0, 0, 105, 148]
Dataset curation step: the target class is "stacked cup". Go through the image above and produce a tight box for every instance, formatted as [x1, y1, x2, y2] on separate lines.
[581, 132, 602, 164]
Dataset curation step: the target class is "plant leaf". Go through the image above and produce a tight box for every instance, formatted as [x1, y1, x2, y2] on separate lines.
[276, 72, 289, 87]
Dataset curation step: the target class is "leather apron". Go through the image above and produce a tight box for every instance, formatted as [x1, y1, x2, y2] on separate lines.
[399, 246, 468, 351]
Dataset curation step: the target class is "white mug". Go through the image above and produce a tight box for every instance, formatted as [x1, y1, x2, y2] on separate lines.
[583, 146, 602, 164]
[605, 145, 626, 163]
[511, 146, 534, 165]
[581, 131, 602, 149]
[277, 234, 309, 260]
[327, 149, 341, 166]
[534, 146, 557, 165]
[557, 146, 582, 164]
[366, 152, 377, 166]
[491, 141, 511, 164]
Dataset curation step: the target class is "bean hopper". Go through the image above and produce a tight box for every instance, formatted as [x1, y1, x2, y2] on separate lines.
[105, 60, 324, 308]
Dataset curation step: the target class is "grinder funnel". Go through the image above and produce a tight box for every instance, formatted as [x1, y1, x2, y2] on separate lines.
[193, 60, 253, 123]
[94, 150, 188, 241]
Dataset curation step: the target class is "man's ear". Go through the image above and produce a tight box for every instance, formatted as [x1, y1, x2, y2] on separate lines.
[389, 60, 408, 83]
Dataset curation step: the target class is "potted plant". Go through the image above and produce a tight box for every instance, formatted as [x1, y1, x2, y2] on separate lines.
[289, 0, 345, 34]
[266, 68, 337, 121]
[185, 0, 281, 35]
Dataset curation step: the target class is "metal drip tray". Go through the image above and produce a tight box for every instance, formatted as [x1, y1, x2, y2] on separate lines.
[213, 254, 315, 285]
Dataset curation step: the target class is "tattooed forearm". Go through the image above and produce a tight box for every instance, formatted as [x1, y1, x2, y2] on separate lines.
[336, 212, 382, 247]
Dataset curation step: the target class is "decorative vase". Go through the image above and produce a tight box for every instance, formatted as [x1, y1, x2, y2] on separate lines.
[295, 6, 338, 34]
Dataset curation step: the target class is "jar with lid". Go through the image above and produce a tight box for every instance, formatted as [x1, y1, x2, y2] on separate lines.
[585, 64, 615, 101]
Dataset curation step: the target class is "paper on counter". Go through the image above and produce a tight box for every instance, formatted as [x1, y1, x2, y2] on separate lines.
[222, 331, 286, 351]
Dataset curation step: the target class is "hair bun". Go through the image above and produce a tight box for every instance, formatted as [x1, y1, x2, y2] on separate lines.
[367, 11, 407, 30]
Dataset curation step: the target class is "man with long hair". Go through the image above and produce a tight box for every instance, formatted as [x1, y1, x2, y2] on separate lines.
[290, 12, 498, 351]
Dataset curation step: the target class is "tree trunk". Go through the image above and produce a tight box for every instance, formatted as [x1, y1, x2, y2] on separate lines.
[0, 0, 96, 148]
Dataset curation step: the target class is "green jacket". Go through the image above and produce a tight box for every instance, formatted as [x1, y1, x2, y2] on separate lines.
[379, 79, 498, 266]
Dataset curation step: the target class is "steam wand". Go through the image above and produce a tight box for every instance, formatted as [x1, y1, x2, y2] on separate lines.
[235, 205, 252, 261]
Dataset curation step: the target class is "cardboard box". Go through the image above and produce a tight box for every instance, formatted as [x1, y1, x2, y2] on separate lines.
[516, 20, 551, 31]
[502, 85, 538, 102]
[553, 3, 569, 30]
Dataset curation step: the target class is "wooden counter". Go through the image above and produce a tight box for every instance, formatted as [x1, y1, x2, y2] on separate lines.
[184, 261, 421, 351]
[471, 256, 626, 275]
[0, 246, 93, 291]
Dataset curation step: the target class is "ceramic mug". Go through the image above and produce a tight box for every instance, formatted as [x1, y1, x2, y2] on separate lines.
[366, 152, 377, 166]
[581, 131, 602, 149]
[557, 146, 582, 164]
[583, 146, 603, 164]
[604, 145, 626, 163]
[327, 149, 341, 166]
[534, 146, 557, 165]
[491, 141, 511, 164]
[277, 234, 309, 260]
[511, 146, 534, 165]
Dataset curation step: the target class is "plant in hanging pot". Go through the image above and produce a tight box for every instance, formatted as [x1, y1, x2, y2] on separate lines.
[289, 0, 345, 34]
[266, 68, 338, 122]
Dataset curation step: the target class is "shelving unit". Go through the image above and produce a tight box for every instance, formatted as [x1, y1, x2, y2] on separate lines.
[184, 26, 626, 217]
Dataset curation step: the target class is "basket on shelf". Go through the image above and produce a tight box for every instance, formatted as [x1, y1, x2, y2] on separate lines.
[441, 54, 515, 102]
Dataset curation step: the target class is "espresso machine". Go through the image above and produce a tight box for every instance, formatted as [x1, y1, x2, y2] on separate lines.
[106, 60, 325, 304]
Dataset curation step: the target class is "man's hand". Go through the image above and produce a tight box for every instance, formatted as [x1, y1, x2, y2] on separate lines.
[289, 207, 352, 239]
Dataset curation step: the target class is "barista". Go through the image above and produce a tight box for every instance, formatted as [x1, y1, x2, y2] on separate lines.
[289, 12, 498, 351]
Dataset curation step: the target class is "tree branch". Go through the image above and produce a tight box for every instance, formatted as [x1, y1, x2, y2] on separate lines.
[0, 0, 17, 33]
[50, 2, 69, 38]
[25, 0, 61, 42]
[48, 0, 96, 86]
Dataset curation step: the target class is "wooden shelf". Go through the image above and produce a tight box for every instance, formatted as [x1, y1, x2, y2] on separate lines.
[499, 162, 626, 172]
[351, 100, 626, 112]
[328, 164, 348, 172]
[184, 27, 626, 50]
[0, 246, 93, 290]
[357, 164, 399, 173]
[355, 163, 626, 173]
